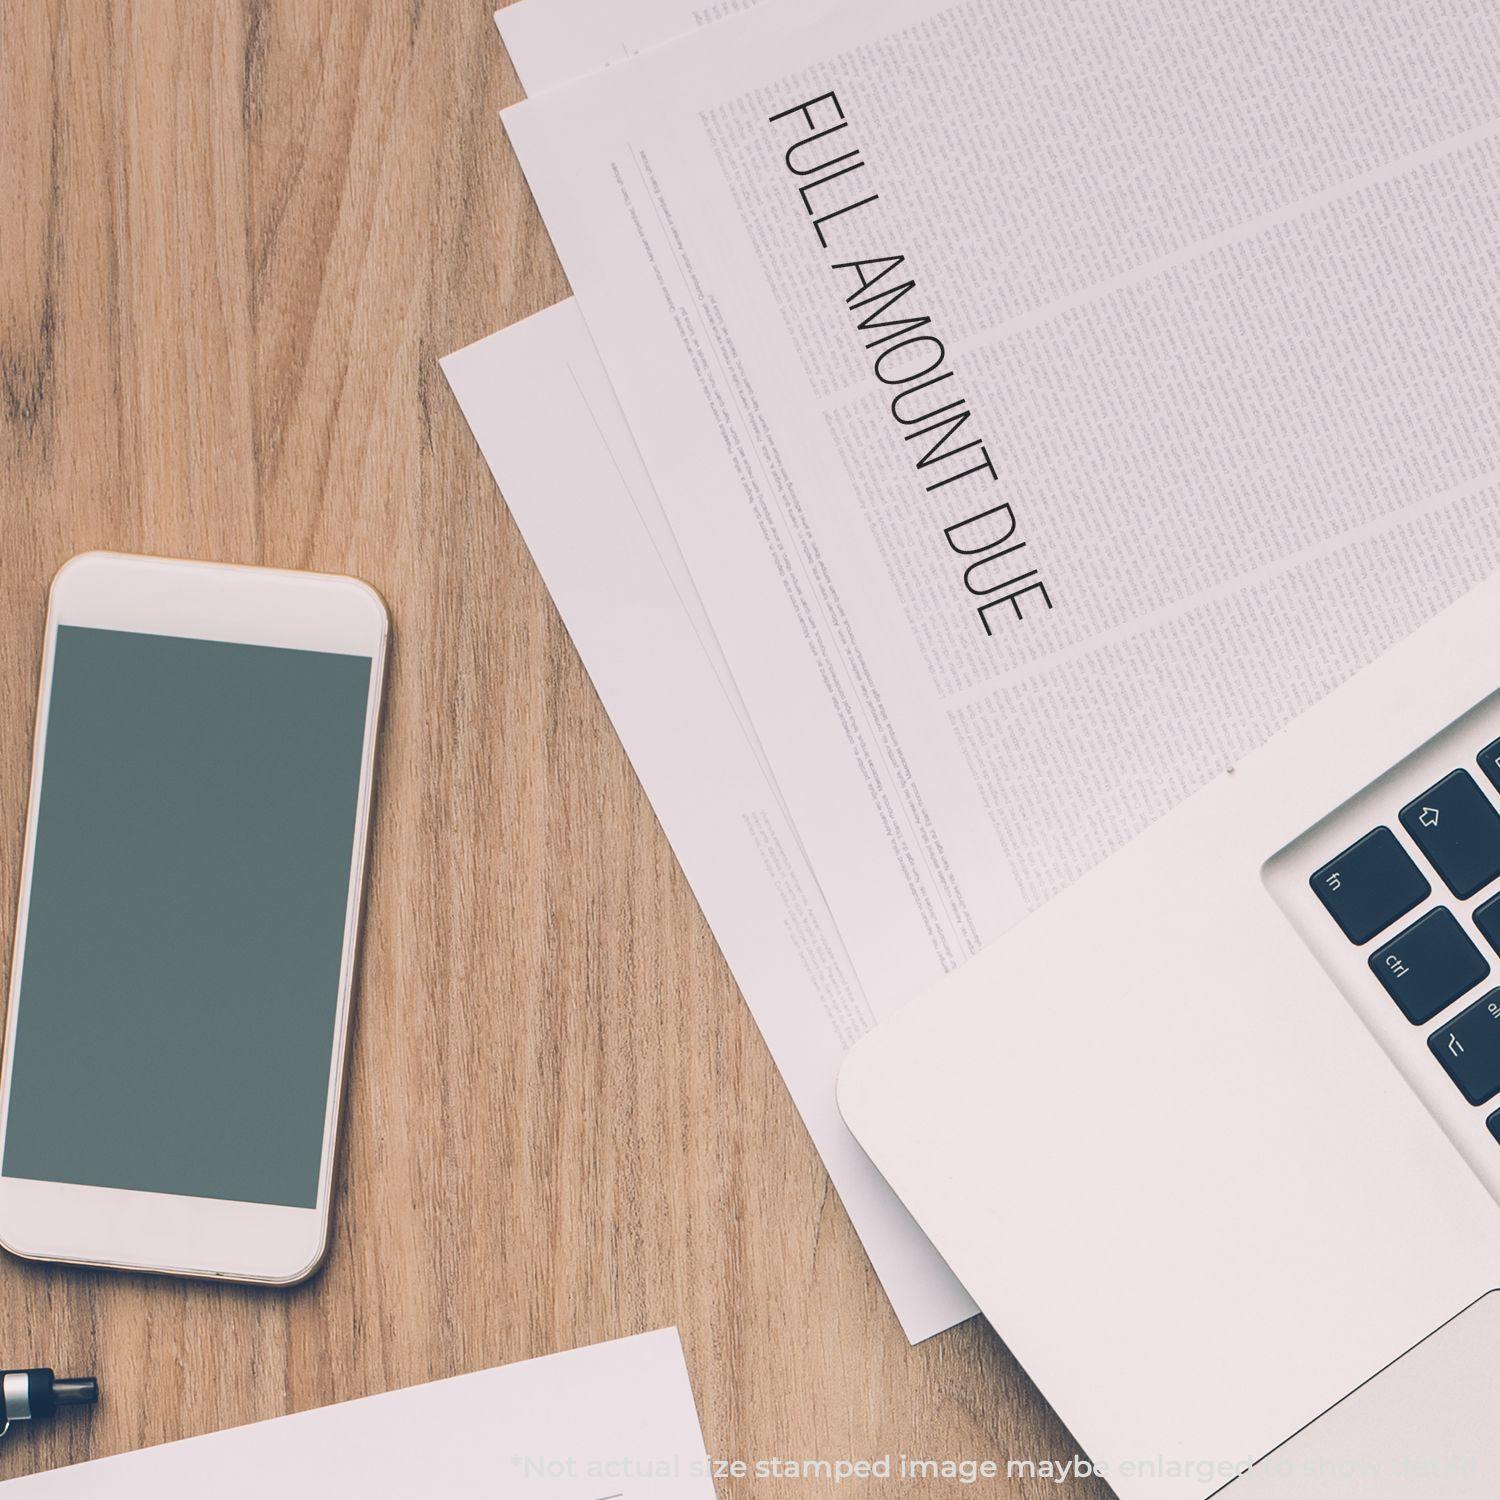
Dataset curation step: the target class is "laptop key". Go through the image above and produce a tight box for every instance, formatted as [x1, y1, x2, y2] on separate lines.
[1310, 827, 1430, 944]
[1429, 990, 1500, 1106]
[1481, 736, 1500, 797]
[1490, 1108, 1500, 1146]
[1400, 771, 1500, 899]
[1475, 893, 1500, 957]
[1369, 908, 1489, 1025]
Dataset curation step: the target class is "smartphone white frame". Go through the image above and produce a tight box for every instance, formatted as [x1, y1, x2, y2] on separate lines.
[0, 552, 388, 1285]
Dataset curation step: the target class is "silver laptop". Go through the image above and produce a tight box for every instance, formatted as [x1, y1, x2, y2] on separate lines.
[839, 575, 1500, 1499]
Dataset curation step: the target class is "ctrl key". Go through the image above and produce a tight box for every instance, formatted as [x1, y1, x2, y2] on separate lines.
[1430, 991, 1500, 1106]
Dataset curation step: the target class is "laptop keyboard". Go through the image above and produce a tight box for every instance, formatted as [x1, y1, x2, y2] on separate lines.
[1307, 735, 1500, 1149]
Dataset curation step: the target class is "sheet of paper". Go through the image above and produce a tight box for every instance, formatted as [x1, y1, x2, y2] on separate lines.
[487, 4, 976, 1342]
[505, 0, 1500, 1016]
[7, 1329, 714, 1497]
[442, 302, 974, 1342]
[496, 0, 760, 96]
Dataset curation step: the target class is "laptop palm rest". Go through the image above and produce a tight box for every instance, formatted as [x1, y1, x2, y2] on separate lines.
[1223, 1291, 1500, 1497]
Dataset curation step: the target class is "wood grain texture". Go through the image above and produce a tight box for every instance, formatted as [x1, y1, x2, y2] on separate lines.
[0, 3, 1108, 1494]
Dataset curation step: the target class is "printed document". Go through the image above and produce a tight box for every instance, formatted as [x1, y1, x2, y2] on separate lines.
[442, 303, 974, 1341]
[506, 0, 1500, 1012]
[497, 0, 761, 95]
[7, 1328, 714, 1497]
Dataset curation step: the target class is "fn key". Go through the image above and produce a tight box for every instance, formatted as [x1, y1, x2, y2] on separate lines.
[1311, 827, 1430, 944]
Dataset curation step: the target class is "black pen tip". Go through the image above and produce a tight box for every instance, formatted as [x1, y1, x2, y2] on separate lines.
[50, 1378, 98, 1408]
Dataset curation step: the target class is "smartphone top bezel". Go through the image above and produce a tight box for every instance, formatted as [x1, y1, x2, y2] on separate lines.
[0, 551, 387, 1284]
[49, 550, 388, 655]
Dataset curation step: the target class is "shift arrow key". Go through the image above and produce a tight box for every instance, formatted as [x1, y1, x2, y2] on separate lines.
[1401, 771, 1500, 899]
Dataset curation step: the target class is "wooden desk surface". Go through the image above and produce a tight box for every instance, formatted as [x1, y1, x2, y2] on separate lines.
[1, 5, 1105, 1494]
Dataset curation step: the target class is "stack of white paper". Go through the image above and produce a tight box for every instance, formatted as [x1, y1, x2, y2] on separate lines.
[451, 0, 1500, 1343]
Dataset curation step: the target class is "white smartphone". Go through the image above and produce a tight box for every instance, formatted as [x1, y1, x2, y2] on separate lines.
[0, 553, 387, 1284]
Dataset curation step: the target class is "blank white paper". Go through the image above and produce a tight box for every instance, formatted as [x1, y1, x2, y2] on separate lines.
[5, 1329, 715, 1498]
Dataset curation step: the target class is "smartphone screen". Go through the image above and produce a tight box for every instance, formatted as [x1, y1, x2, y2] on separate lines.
[3, 624, 373, 1210]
